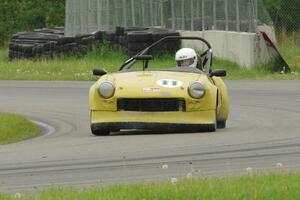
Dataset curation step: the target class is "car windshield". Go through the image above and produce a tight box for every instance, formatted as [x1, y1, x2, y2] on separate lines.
[120, 65, 205, 74]
[119, 51, 207, 74]
[118, 37, 213, 74]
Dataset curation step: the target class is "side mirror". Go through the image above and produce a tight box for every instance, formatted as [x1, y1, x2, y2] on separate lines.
[134, 55, 153, 61]
[93, 68, 107, 76]
[210, 69, 227, 77]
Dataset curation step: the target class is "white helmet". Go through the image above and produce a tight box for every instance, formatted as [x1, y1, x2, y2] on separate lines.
[175, 48, 197, 68]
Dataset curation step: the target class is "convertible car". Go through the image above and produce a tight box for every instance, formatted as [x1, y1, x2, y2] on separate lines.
[89, 36, 229, 136]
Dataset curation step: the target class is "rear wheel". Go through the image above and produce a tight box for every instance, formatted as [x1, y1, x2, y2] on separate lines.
[217, 120, 226, 129]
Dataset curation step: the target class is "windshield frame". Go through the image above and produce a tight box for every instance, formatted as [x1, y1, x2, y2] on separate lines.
[119, 36, 213, 73]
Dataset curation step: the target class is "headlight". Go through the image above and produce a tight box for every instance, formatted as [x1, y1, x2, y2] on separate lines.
[98, 81, 115, 99]
[188, 82, 205, 99]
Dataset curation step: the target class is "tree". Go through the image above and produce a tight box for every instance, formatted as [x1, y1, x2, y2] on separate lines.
[0, 0, 65, 46]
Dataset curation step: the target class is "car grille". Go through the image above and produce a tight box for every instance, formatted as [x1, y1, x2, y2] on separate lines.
[117, 98, 186, 112]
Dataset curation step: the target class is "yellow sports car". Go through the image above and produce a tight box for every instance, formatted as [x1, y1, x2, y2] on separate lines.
[89, 36, 229, 136]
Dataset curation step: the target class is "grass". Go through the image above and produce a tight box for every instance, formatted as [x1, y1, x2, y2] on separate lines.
[0, 43, 299, 81]
[0, 173, 300, 199]
[0, 113, 39, 144]
[0, 46, 125, 81]
[277, 34, 300, 72]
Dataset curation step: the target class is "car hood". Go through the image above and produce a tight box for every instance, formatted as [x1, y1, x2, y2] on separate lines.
[100, 71, 207, 98]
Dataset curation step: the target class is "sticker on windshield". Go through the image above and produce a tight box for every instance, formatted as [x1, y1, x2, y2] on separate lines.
[156, 79, 183, 88]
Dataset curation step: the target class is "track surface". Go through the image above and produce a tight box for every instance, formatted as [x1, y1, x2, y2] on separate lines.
[1, 80, 300, 194]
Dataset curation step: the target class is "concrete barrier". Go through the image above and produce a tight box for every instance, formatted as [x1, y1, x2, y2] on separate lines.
[180, 30, 272, 68]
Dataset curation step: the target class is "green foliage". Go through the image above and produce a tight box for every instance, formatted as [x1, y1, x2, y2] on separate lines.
[0, 0, 65, 47]
[264, 0, 300, 32]
[1, 173, 300, 199]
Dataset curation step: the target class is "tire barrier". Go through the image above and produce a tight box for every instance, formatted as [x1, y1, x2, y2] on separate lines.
[114, 26, 181, 56]
[8, 26, 180, 60]
[9, 27, 89, 60]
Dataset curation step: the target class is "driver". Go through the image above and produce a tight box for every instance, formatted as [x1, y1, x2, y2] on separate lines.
[175, 48, 198, 68]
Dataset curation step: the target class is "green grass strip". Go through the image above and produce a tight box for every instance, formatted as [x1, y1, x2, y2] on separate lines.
[0, 113, 39, 144]
[1, 45, 299, 81]
[0, 173, 300, 199]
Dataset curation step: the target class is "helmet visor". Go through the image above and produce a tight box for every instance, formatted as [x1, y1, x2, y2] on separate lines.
[176, 58, 195, 67]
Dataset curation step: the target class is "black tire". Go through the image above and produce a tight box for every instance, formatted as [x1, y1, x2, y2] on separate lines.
[57, 37, 75, 45]
[81, 36, 95, 48]
[91, 125, 110, 136]
[126, 31, 152, 43]
[125, 49, 138, 56]
[12, 39, 48, 44]
[205, 109, 217, 132]
[205, 122, 217, 132]
[148, 27, 170, 33]
[93, 31, 104, 41]
[152, 31, 180, 41]
[18, 32, 62, 41]
[152, 41, 180, 52]
[8, 50, 15, 60]
[12, 32, 28, 39]
[151, 31, 181, 54]
[118, 36, 127, 46]
[103, 31, 116, 42]
[127, 42, 152, 51]
[125, 26, 149, 32]
[116, 26, 125, 36]
[75, 34, 93, 43]
[217, 120, 226, 129]
[14, 44, 35, 54]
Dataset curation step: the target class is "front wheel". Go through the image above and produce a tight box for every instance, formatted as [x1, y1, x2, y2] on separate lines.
[91, 125, 110, 136]
[205, 123, 216, 132]
[205, 110, 217, 132]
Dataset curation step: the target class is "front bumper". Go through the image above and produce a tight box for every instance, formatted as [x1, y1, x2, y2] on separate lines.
[91, 110, 216, 131]
[91, 122, 215, 132]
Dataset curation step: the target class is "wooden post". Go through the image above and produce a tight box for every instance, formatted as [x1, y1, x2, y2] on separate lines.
[248, 0, 252, 32]
[105, 0, 110, 30]
[142, 0, 146, 26]
[97, 0, 102, 30]
[122, 0, 127, 27]
[65, 0, 71, 36]
[213, 0, 216, 30]
[254, 0, 258, 30]
[191, 0, 194, 31]
[160, 0, 164, 27]
[236, 0, 240, 32]
[225, 0, 229, 31]
[131, 0, 135, 26]
[150, 0, 154, 26]
[202, 0, 205, 30]
[171, 0, 175, 30]
[114, 0, 119, 26]
[181, 0, 185, 30]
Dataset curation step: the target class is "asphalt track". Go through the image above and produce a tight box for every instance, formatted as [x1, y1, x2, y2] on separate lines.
[1, 80, 300, 194]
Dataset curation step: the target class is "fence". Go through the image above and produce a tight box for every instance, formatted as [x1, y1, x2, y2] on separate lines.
[268, 0, 300, 70]
[65, 0, 272, 36]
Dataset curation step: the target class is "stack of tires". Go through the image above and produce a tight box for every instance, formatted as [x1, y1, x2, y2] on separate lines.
[9, 31, 63, 60]
[8, 26, 180, 60]
[150, 28, 181, 54]
[112, 26, 181, 55]
[8, 27, 104, 60]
